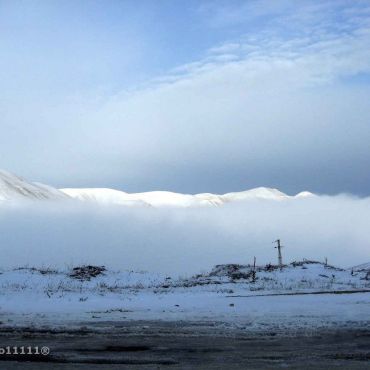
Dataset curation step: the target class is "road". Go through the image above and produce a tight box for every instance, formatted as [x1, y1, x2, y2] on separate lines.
[0, 321, 369, 369]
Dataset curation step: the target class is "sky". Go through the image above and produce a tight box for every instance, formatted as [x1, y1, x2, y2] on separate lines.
[1, 0, 370, 196]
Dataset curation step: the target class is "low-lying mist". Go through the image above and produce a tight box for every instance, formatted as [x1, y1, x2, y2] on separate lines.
[0, 195, 369, 275]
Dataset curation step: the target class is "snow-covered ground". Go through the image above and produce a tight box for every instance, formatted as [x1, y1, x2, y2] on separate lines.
[0, 261, 369, 332]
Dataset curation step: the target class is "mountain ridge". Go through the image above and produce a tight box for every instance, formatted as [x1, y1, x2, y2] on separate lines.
[0, 169, 315, 207]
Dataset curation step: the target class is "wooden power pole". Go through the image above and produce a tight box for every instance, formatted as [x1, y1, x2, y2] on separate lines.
[274, 239, 283, 269]
[252, 256, 256, 282]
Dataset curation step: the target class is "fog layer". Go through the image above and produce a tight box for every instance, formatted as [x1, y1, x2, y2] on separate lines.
[0, 195, 368, 275]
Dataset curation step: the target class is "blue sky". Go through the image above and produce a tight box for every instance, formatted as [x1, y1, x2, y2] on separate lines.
[1, 0, 370, 195]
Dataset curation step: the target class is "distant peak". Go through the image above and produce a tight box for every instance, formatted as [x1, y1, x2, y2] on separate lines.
[295, 191, 316, 198]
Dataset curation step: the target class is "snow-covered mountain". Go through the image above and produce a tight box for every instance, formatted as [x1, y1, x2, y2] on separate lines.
[0, 169, 315, 207]
[60, 187, 315, 207]
[0, 170, 69, 202]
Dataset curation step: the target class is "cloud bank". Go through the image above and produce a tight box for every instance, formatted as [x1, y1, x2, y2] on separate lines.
[0, 194, 369, 275]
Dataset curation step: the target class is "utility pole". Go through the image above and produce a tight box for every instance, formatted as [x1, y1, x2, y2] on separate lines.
[274, 239, 283, 269]
[252, 256, 256, 283]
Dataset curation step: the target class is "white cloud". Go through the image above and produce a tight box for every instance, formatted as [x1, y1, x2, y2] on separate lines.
[78, 17, 370, 176]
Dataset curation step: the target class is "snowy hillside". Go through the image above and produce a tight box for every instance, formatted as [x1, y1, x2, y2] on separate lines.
[0, 169, 69, 202]
[0, 168, 315, 207]
[352, 262, 370, 272]
[60, 186, 315, 207]
[163, 260, 370, 294]
[60, 188, 150, 207]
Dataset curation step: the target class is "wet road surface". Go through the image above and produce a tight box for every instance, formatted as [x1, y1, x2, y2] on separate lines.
[0, 322, 369, 369]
